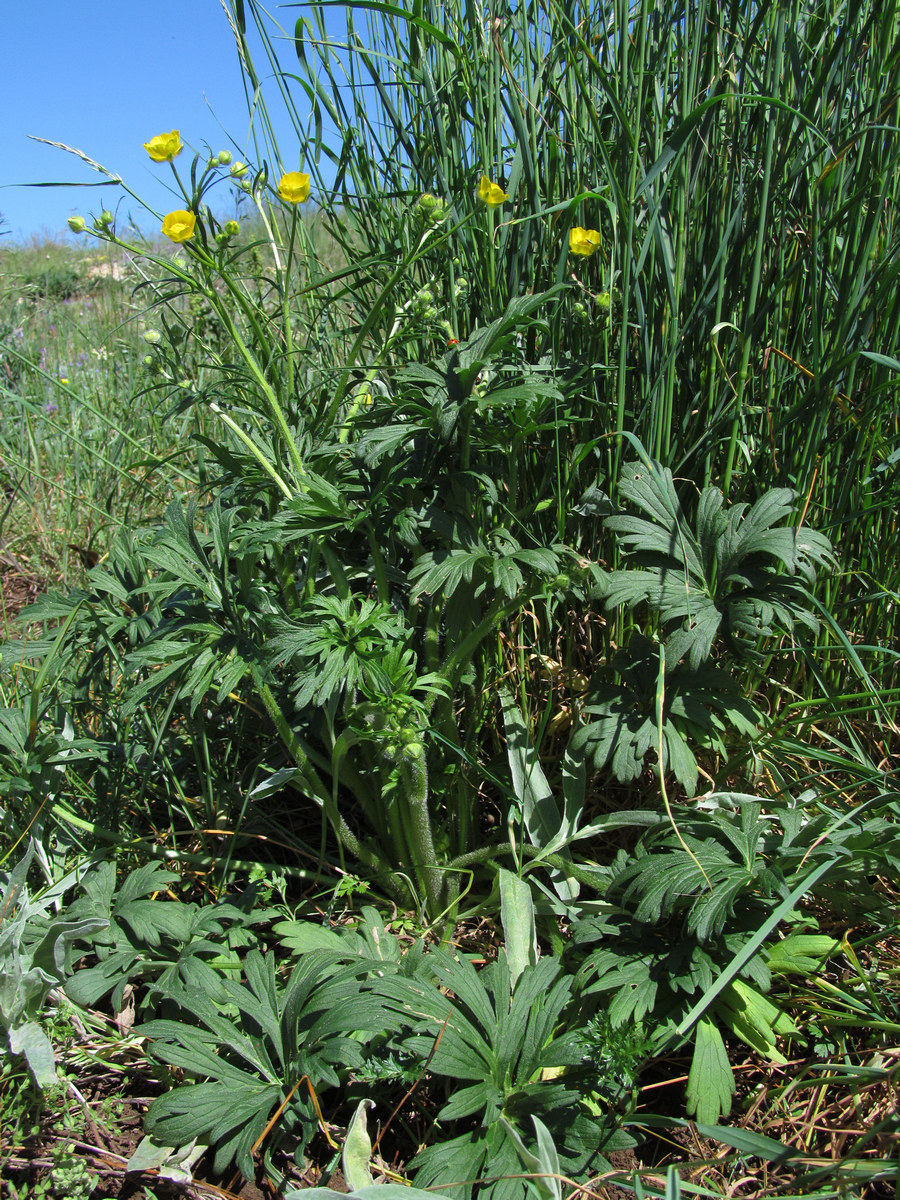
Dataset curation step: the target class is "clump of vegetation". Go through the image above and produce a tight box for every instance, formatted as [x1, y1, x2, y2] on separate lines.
[1, 0, 898, 1196]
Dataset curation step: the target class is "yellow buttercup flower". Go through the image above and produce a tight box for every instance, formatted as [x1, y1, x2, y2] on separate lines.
[477, 175, 509, 206]
[161, 210, 197, 243]
[569, 227, 602, 258]
[277, 171, 310, 204]
[143, 131, 183, 162]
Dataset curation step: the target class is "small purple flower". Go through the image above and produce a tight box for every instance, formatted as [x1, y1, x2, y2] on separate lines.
[45, 400, 58, 416]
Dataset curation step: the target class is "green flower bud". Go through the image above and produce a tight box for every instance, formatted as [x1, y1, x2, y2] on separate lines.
[142, 354, 156, 369]
[596, 291, 612, 311]
[217, 150, 232, 165]
[223, 220, 241, 237]
[416, 192, 446, 223]
[143, 329, 162, 345]
[67, 216, 86, 234]
[230, 161, 249, 178]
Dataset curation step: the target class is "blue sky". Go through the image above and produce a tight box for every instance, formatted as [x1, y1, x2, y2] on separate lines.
[2, 1, 326, 242]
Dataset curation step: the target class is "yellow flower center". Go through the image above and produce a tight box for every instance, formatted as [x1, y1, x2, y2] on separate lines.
[162, 210, 197, 243]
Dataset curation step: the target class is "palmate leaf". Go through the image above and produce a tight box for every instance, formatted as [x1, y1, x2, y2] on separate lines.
[578, 635, 758, 792]
[604, 456, 834, 668]
[376, 950, 613, 1200]
[138, 949, 398, 1180]
[146, 1079, 280, 1177]
[270, 594, 410, 708]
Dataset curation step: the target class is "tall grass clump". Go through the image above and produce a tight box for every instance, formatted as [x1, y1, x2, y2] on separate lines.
[236, 0, 900, 686]
[1, 1, 899, 1194]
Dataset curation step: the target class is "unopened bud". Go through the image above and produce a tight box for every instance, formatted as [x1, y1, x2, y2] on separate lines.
[223, 220, 240, 237]
[230, 161, 249, 178]
[143, 330, 162, 345]
[68, 216, 86, 234]
[217, 150, 232, 165]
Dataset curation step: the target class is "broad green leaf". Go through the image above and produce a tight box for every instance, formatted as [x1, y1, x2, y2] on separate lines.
[499, 868, 538, 987]
[686, 1016, 734, 1124]
[343, 1099, 375, 1191]
[8, 1021, 57, 1088]
[501, 691, 577, 900]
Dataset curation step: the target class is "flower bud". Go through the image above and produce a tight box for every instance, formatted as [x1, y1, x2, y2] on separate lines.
[143, 330, 162, 345]
[223, 220, 241, 237]
[94, 211, 114, 231]
[142, 354, 156, 369]
[68, 216, 86, 234]
[217, 150, 232, 165]
[230, 161, 249, 178]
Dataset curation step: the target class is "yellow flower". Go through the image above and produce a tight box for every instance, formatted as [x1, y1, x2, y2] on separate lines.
[569, 227, 602, 258]
[161, 210, 197, 243]
[143, 131, 183, 162]
[477, 175, 509, 206]
[277, 171, 310, 204]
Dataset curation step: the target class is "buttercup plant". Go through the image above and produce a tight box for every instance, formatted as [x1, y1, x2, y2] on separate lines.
[569, 227, 602, 258]
[477, 175, 509, 206]
[277, 171, 311, 204]
[161, 210, 197, 243]
[143, 130, 183, 162]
